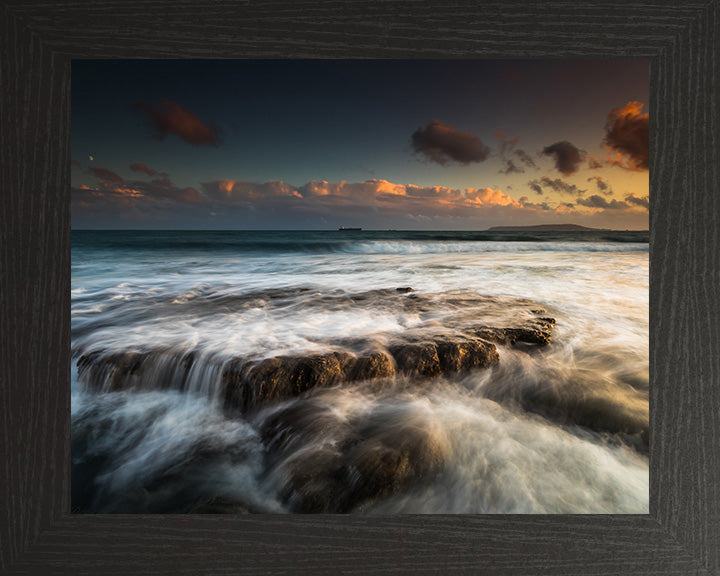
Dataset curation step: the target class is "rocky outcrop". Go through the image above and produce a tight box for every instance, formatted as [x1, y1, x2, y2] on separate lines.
[348, 351, 396, 381]
[76, 349, 196, 392]
[472, 326, 552, 346]
[469, 317, 555, 347]
[436, 338, 500, 372]
[388, 342, 441, 377]
[75, 291, 556, 411]
[224, 335, 503, 411]
[223, 352, 357, 410]
[388, 337, 499, 378]
[260, 399, 447, 512]
[481, 365, 649, 454]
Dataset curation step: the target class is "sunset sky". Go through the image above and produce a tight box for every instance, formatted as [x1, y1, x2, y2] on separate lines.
[71, 59, 649, 230]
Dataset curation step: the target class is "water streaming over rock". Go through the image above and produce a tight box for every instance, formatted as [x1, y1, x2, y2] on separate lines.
[72, 230, 648, 513]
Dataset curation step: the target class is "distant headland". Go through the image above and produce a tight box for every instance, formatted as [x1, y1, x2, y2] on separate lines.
[486, 224, 611, 232]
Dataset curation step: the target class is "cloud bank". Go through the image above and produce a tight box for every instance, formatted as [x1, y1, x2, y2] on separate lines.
[73, 168, 648, 230]
[74, 166, 207, 222]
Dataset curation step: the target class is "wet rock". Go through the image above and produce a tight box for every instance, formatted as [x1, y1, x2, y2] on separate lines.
[348, 351, 396, 381]
[265, 399, 448, 512]
[470, 327, 511, 345]
[77, 299, 554, 409]
[280, 450, 352, 513]
[388, 342, 441, 377]
[396, 287, 414, 293]
[227, 337, 501, 411]
[345, 423, 446, 509]
[76, 349, 193, 392]
[435, 338, 499, 372]
[260, 399, 351, 455]
[471, 324, 552, 347]
[483, 372, 649, 454]
[504, 327, 552, 346]
[76, 351, 144, 391]
[224, 352, 354, 410]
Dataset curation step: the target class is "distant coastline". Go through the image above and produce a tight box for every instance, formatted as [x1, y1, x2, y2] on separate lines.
[487, 224, 612, 232]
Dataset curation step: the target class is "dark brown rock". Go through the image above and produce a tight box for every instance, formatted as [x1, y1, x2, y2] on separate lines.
[435, 338, 500, 372]
[471, 325, 552, 347]
[224, 352, 355, 410]
[268, 401, 448, 512]
[76, 349, 191, 392]
[346, 424, 446, 508]
[76, 351, 144, 391]
[503, 327, 552, 346]
[470, 327, 511, 345]
[483, 372, 648, 454]
[388, 342, 441, 377]
[348, 351, 396, 381]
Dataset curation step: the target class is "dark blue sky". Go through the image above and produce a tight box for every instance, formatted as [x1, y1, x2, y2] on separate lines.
[72, 59, 650, 229]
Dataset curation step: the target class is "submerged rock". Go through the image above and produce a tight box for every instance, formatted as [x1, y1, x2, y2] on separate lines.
[77, 328, 524, 412]
[482, 369, 649, 454]
[345, 418, 446, 509]
[76, 349, 196, 392]
[261, 398, 447, 512]
[75, 292, 555, 412]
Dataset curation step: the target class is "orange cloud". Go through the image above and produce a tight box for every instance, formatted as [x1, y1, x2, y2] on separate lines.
[603, 101, 649, 171]
[554, 204, 576, 215]
[201, 179, 523, 215]
[464, 187, 520, 207]
[72, 171, 648, 229]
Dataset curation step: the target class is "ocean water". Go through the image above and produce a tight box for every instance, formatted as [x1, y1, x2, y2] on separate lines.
[71, 230, 649, 513]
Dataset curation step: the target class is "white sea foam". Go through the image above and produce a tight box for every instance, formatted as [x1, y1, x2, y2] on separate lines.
[71, 233, 648, 513]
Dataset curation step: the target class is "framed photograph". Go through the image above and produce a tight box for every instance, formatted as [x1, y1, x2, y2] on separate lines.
[2, 1, 718, 574]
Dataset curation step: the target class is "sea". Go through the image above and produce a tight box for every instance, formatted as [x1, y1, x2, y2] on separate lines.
[71, 230, 649, 513]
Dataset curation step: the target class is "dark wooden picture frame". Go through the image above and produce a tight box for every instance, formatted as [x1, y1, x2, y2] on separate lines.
[1, 1, 718, 574]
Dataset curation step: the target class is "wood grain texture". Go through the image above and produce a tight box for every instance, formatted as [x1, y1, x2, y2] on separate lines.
[1, 0, 718, 574]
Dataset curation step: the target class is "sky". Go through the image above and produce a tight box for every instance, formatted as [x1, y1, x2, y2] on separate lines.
[71, 59, 649, 230]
